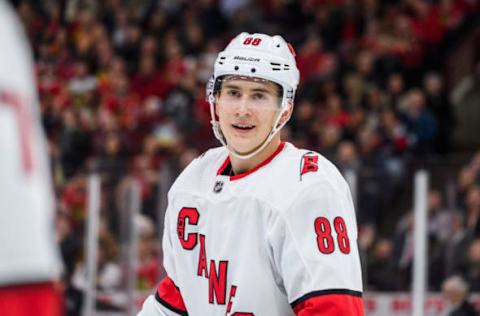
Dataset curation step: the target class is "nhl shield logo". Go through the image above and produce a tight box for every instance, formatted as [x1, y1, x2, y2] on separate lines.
[213, 181, 224, 193]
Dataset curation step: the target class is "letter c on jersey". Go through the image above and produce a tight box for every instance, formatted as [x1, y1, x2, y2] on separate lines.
[177, 207, 200, 250]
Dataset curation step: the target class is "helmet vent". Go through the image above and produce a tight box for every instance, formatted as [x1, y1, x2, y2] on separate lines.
[270, 62, 281, 71]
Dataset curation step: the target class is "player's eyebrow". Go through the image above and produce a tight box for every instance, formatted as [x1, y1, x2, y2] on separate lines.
[222, 83, 242, 90]
[250, 87, 272, 94]
[223, 83, 275, 95]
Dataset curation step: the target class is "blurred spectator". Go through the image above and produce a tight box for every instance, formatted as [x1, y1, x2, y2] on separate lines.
[394, 209, 452, 290]
[130, 54, 172, 101]
[466, 239, 480, 292]
[317, 124, 341, 162]
[427, 189, 454, 289]
[325, 93, 349, 128]
[424, 72, 455, 154]
[367, 238, 402, 291]
[336, 140, 360, 175]
[442, 275, 479, 316]
[457, 167, 478, 210]
[394, 212, 414, 290]
[470, 152, 480, 177]
[386, 73, 407, 110]
[428, 190, 453, 242]
[163, 69, 197, 131]
[135, 215, 161, 292]
[444, 212, 471, 278]
[402, 88, 437, 155]
[71, 221, 123, 312]
[290, 99, 316, 147]
[378, 109, 408, 158]
[465, 186, 480, 238]
[58, 109, 91, 179]
[93, 132, 127, 189]
[68, 59, 97, 96]
[296, 33, 334, 83]
[358, 224, 375, 288]
[356, 126, 385, 225]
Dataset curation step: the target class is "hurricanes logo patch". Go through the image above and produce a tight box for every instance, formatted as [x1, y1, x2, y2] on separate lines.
[213, 181, 224, 193]
[300, 152, 319, 180]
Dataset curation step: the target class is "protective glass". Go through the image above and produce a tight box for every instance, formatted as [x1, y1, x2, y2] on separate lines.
[215, 75, 283, 110]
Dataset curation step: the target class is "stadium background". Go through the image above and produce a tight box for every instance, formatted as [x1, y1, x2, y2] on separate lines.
[8, 0, 480, 314]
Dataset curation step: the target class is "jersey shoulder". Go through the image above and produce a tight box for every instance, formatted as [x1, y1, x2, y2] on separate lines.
[169, 146, 227, 195]
[265, 143, 351, 212]
[0, 0, 35, 93]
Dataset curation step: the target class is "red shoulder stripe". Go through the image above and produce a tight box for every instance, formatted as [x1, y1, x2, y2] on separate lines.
[155, 277, 188, 315]
[292, 291, 364, 316]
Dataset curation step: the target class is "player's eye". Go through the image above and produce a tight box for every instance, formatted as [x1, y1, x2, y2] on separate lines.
[252, 93, 267, 100]
[226, 89, 240, 97]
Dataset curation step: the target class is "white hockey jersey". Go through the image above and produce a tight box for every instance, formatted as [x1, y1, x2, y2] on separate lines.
[139, 142, 363, 315]
[0, 0, 61, 286]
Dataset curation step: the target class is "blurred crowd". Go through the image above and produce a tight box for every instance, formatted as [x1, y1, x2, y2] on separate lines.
[10, 0, 480, 313]
[362, 152, 480, 293]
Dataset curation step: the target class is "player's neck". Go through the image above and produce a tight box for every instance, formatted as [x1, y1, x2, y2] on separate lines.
[229, 137, 282, 175]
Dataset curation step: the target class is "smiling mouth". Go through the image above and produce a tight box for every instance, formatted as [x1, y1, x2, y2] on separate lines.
[232, 123, 255, 131]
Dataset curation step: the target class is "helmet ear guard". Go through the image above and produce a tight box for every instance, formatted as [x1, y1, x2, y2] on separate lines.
[207, 33, 299, 160]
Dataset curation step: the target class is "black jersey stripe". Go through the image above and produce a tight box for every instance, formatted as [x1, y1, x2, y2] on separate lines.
[290, 288, 363, 308]
[155, 291, 189, 316]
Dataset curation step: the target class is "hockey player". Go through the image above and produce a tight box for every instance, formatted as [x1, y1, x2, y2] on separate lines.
[0, 1, 62, 315]
[138, 32, 364, 315]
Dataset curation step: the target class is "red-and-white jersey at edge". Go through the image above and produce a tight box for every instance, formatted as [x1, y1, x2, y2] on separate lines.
[0, 0, 61, 288]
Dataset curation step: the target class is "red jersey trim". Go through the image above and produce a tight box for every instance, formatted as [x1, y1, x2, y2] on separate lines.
[216, 142, 286, 181]
[156, 277, 188, 315]
[0, 282, 63, 316]
[291, 290, 364, 316]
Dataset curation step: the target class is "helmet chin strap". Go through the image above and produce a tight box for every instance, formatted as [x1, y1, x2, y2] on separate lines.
[211, 107, 289, 160]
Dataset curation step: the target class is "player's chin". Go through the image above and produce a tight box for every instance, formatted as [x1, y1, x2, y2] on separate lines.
[228, 138, 259, 155]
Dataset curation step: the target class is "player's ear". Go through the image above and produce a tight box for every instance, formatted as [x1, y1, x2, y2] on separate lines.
[279, 101, 293, 125]
[214, 96, 219, 116]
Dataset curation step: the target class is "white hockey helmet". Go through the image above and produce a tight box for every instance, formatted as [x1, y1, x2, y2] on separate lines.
[206, 32, 300, 159]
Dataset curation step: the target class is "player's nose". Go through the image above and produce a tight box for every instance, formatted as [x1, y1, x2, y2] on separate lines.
[233, 96, 252, 115]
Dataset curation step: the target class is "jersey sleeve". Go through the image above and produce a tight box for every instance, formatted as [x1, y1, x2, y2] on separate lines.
[138, 201, 188, 316]
[267, 179, 364, 315]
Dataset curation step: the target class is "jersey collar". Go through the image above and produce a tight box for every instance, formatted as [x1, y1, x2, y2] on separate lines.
[216, 142, 286, 181]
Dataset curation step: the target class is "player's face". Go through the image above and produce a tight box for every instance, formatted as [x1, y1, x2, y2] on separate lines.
[216, 77, 282, 155]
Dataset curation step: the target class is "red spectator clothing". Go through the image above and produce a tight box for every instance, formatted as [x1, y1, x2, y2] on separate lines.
[411, 5, 446, 46]
[342, 17, 359, 42]
[137, 257, 161, 291]
[296, 51, 332, 82]
[100, 92, 139, 116]
[61, 180, 87, 225]
[130, 72, 173, 101]
[391, 38, 424, 69]
[440, 0, 467, 28]
[328, 111, 350, 128]
[164, 57, 187, 85]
